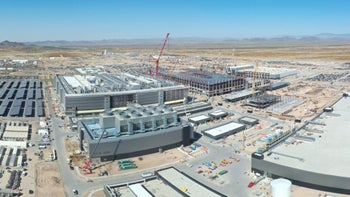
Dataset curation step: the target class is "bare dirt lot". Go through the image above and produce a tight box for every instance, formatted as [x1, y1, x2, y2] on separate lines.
[35, 162, 65, 197]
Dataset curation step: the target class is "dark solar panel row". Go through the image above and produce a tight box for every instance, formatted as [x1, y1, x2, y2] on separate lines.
[37, 107, 45, 117]
[12, 81, 20, 89]
[19, 80, 28, 89]
[37, 81, 42, 88]
[12, 99, 24, 108]
[24, 106, 33, 117]
[0, 100, 11, 108]
[0, 81, 5, 89]
[0, 100, 12, 116]
[0, 89, 8, 99]
[36, 101, 45, 117]
[5, 81, 13, 89]
[36, 89, 42, 99]
[9, 100, 24, 117]
[9, 106, 21, 116]
[29, 80, 35, 89]
[26, 100, 35, 107]
[15, 89, 26, 99]
[27, 89, 35, 99]
[7, 89, 17, 99]
[24, 100, 35, 117]
[0, 106, 7, 116]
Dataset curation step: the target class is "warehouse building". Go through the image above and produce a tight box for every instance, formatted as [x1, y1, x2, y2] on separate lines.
[238, 116, 259, 126]
[188, 114, 211, 124]
[78, 104, 193, 161]
[202, 121, 246, 140]
[267, 81, 290, 91]
[54, 73, 188, 116]
[208, 110, 228, 119]
[173, 102, 213, 116]
[237, 66, 298, 79]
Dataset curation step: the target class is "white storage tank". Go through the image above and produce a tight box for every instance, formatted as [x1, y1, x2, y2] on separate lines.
[270, 178, 292, 197]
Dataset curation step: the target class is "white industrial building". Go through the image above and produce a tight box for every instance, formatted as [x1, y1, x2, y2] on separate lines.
[239, 67, 298, 79]
[203, 121, 246, 139]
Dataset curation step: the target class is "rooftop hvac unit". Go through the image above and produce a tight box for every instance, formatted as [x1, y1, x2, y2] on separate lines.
[270, 178, 291, 197]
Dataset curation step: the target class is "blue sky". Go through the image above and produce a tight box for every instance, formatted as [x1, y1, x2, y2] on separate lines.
[1, 0, 349, 41]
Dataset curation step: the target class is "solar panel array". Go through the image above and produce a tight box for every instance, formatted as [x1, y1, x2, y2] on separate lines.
[0, 80, 44, 117]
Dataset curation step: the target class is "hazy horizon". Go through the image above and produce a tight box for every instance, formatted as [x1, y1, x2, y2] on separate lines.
[1, 0, 350, 42]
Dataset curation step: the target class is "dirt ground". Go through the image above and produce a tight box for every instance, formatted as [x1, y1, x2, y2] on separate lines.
[35, 162, 65, 197]
[86, 148, 187, 177]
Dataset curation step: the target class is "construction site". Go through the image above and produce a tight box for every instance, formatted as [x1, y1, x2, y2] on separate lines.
[0, 31, 350, 197]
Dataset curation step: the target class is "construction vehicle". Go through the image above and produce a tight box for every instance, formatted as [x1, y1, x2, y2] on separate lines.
[118, 159, 134, 165]
[82, 129, 107, 174]
[219, 170, 228, 175]
[149, 33, 170, 76]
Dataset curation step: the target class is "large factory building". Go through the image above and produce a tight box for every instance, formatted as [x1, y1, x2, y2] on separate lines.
[78, 104, 193, 161]
[54, 73, 188, 115]
[159, 69, 245, 96]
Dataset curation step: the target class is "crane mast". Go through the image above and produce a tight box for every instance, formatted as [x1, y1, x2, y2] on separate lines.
[150, 33, 170, 76]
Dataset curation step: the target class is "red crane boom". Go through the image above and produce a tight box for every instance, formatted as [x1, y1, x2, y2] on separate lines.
[151, 33, 169, 76]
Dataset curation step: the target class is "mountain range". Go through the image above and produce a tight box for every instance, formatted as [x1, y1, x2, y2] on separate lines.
[1, 33, 350, 47]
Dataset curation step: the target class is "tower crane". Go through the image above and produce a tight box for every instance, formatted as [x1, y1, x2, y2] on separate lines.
[149, 33, 170, 76]
[252, 61, 259, 97]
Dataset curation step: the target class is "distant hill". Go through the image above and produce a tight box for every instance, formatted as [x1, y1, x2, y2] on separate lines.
[16, 33, 350, 47]
[0, 40, 26, 47]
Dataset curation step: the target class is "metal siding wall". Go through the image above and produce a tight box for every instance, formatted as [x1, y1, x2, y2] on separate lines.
[66, 95, 105, 110]
[90, 126, 184, 159]
[137, 92, 159, 105]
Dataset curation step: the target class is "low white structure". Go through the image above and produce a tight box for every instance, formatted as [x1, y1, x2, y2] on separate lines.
[270, 178, 292, 197]
[38, 129, 49, 136]
[0, 141, 27, 148]
[203, 121, 246, 140]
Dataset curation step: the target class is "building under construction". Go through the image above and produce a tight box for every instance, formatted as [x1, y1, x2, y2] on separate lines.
[159, 69, 245, 96]
[247, 94, 281, 108]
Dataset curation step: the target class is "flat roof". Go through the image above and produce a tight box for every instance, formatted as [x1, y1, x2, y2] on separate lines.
[265, 97, 350, 177]
[240, 116, 258, 123]
[209, 110, 228, 117]
[5, 125, 29, 132]
[188, 115, 211, 122]
[2, 131, 28, 138]
[242, 66, 297, 75]
[129, 184, 152, 197]
[204, 122, 244, 137]
[157, 168, 222, 197]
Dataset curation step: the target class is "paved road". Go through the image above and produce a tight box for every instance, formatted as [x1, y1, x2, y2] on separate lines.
[47, 89, 271, 197]
[47, 90, 158, 196]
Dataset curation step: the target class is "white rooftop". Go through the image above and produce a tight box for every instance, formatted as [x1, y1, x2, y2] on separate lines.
[129, 184, 152, 197]
[204, 122, 244, 137]
[157, 168, 221, 197]
[209, 110, 227, 117]
[63, 76, 82, 88]
[265, 97, 350, 177]
[189, 115, 211, 122]
[243, 66, 297, 75]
